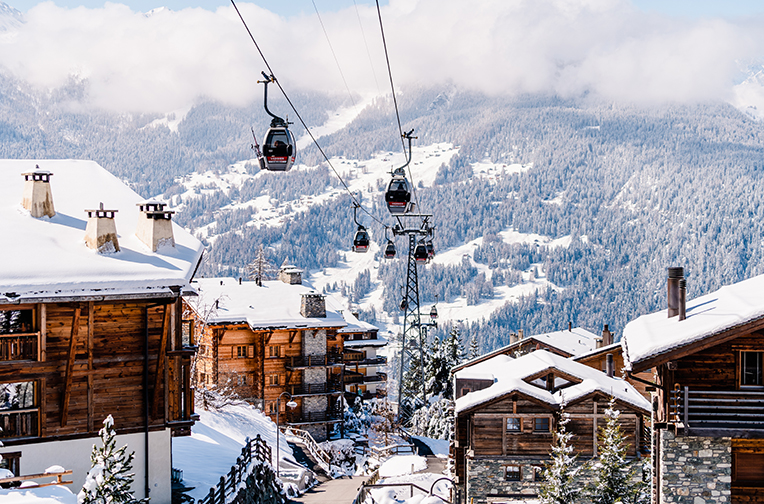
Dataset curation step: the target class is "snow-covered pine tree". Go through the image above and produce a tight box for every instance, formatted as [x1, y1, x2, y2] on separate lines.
[245, 245, 277, 285]
[78, 415, 146, 504]
[539, 406, 581, 504]
[468, 334, 480, 360]
[587, 397, 648, 504]
[425, 326, 464, 399]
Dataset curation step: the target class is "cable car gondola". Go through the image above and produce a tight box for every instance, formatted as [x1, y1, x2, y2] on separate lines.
[384, 129, 416, 215]
[384, 240, 396, 259]
[425, 239, 434, 260]
[353, 225, 370, 253]
[255, 73, 297, 172]
[414, 241, 428, 263]
[385, 171, 412, 214]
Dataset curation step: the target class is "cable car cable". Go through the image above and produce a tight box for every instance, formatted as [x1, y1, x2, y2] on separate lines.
[311, 0, 356, 108]
[353, 0, 382, 97]
[374, 0, 424, 220]
[230, 0, 386, 227]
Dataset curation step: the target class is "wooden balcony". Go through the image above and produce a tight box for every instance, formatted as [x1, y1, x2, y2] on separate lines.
[344, 355, 387, 367]
[286, 408, 342, 425]
[284, 353, 342, 369]
[670, 387, 764, 436]
[0, 332, 39, 362]
[0, 409, 39, 440]
[288, 382, 343, 397]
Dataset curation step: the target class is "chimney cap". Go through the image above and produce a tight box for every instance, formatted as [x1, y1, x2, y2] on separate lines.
[85, 202, 118, 219]
[668, 267, 684, 279]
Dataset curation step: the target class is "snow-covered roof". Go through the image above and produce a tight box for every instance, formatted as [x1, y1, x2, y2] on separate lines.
[0, 160, 204, 303]
[622, 273, 764, 371]
[451, 326, 599, 374]
[454, 354, 513, 381]
[188, 277, 347, 330]
[572, 341, 621, 362]
[455, 350, 650, 415]
[343, 336, 388, 348]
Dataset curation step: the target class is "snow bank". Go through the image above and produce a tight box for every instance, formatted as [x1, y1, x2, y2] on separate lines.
[0, 486, 76, 504]
[172, 399, 297, 501]
[378, 455, 428, 478]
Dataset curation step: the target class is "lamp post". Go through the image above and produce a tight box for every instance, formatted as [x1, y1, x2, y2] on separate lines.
[275, 391, 297, 479]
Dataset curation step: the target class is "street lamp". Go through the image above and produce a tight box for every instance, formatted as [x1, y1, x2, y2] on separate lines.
[275, 391, 297, 479]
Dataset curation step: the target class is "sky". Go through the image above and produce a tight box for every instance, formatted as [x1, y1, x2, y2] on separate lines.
[2, 0, 764, 113]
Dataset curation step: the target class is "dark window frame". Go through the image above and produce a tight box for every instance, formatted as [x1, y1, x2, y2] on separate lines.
[504, 465, 522, 481]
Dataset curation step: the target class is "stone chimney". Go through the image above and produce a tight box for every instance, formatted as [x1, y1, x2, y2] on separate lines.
[135, 201, 175, 252]
[279, 264, 303, 285]
[84, 203, 120, 253]
[601, 324, 613, 347]
[21, 168, 55, 218]
[301, 292, 326, 318]
[667, 267, 684, 318]
[509, 332, 519, 345]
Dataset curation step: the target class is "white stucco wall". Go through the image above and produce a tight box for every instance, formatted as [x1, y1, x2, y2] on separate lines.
[8, 429, 172, 504]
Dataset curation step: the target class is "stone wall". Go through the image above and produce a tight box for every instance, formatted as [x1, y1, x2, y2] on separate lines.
[659, 430, 731, 504]
[302, 329, 326, 357]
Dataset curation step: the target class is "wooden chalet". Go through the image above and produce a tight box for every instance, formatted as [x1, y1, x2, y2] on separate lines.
[573, 340, 654, 399]
[0, 160, 204, 503]
[452, 325, 601, 399]
[185, 269, 348, 442]
[331, 300, 388, 400]
[453, 350, 650, 503]
[623, 268, 764, 503]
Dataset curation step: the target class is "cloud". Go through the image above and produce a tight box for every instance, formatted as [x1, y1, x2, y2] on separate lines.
[0, 0, 762, 113]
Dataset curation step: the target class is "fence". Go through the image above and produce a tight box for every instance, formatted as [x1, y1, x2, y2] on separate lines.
[197, 434, 274, 504]
[0, 469, 72, 489]
[352, 468, 380, 504]
[282, 427, 332, 474]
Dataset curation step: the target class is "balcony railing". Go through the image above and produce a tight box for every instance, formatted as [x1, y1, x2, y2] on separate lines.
[363, 373, 387, 384]
[0, 333, 38, 362]
[345, 356, 387, 366]
[284, 354, 342, 369]
[670, 387, 764, 432]
[286, 409, 342, 424]
[0, 409, 39, 439]
[288, 382, 343, 396]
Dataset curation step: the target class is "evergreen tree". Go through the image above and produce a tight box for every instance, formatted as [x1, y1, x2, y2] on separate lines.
[539, 406, 581, 504]
[78, 415, 146, 504]
[468, 334, 480, 360]
[425, 326, 464, 399]
[588, 397, 648, 504]
[245, 245, 277, 285]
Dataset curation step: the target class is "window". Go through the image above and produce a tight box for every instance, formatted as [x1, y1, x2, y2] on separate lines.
[504, 465, 521, 481]
[460, 387, 472, 397]
[269, 345, 281, 358]
[268, 374, 280, 386]
[236, 346, 247, 358]
[0, 309, 37, 362]
[181, 320, 194, 346]
[0, 381, 39, 439]
[237, 375, 246, 386]
[534, 417, 550, 432]
[506, 417, 521, 432]
[533, 466, 545, 482]
[741, 352, 763, 387]
[0, 452, 20, 476]
[269, 402, 276, 415]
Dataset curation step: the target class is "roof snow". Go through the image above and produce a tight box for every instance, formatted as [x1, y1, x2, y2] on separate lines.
[454, 354, 513, 381]
[452, 326, 599, 374]
[622, 273, 764, 370]
[188, 277, 346, 330]
[324, 296, 378, 334]
[455, 350, 650, 415]
[0, 160, 204, 302]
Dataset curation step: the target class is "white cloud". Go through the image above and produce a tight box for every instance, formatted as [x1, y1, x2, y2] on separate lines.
[1, 0, 763, 113]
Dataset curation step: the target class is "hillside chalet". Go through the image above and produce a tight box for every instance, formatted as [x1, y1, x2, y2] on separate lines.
[453, 350, 650, 503]
[0, 160, 204, 503]
[623, 268, 764, 503]
[452, 326, 601, 399]
[331, 298, 388, 400]
[185, 270, 349, 442]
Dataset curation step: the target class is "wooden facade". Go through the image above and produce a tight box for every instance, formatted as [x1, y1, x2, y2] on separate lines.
[574, 343, 654, 399]
[0, 299, 195, 442]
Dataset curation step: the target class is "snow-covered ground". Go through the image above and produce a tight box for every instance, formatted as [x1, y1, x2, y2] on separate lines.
[172, 399, 300, 502]
[0, 486, 77, 504]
